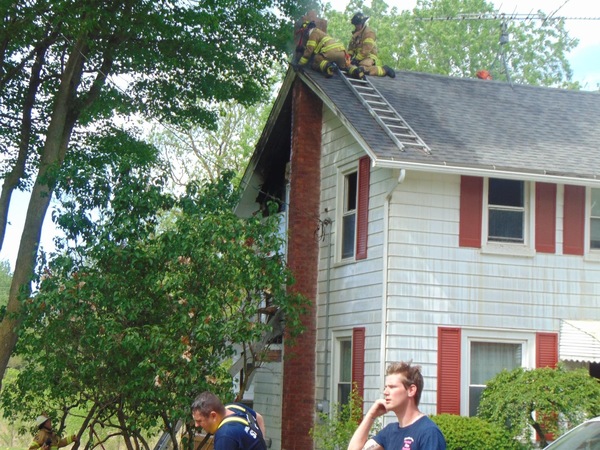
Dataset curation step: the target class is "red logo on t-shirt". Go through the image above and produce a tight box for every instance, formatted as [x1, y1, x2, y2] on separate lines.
[402, 437, 414, 449]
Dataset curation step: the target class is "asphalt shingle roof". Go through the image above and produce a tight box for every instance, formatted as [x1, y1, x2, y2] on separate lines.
[302, 69, 600, 182]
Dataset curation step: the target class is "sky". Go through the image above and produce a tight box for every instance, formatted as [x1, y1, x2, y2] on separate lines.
[329, 0, 600, 89]
[0, 0, 598, 272]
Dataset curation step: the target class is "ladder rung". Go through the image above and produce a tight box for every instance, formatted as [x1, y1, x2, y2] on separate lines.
[387, 124, 410, 131]
[393, 132, 420, 138]
[368, 102, 389, 108]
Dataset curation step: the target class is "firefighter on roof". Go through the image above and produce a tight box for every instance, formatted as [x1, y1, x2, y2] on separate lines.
[295, 21, 364, 79]
[29, 415, 78, 450]
[348, 12, 395, 78]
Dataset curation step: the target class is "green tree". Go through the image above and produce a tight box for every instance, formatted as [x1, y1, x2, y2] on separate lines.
[1, 147, 306, 450]
[151, 100, 273, 192]
[477, 366, 600, 448]
[323, 0, 579, 88]
[0, 368, 30, 450]
[0, 0, 317, 385]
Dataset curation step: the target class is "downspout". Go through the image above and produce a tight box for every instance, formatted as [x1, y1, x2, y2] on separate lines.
[380, 169, 406, 383]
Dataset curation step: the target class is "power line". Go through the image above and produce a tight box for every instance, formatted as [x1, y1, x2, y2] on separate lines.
[414, 11, 600, 84]
[414, 12, 600, 22]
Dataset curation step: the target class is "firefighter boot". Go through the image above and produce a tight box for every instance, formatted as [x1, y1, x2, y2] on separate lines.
[325, 62, 337, 78]
[349, 65, 365, 80]
[383, 65, 396, 78]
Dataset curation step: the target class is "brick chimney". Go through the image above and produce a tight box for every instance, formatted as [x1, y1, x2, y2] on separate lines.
[281, 12, 325, 450]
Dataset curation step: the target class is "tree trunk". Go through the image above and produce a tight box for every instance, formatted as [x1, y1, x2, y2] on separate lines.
[0, 43, 47, 252]
[0, 35, 87, 386]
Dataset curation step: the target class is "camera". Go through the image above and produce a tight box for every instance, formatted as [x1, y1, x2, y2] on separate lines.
[45, 439, 52, 447]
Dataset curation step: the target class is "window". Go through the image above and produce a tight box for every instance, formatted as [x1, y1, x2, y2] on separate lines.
[469, 342, 521, 416]
[337, 157, 370, 261]
[341, 171, 357, 259]
[331, 328, 364, 407]
[591, 188, 600, 249]
[487, 178, 525, 243]
[438, 328, 554, 416]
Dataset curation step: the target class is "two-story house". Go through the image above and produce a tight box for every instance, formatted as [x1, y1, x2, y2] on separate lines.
[234, 56, 600, 450]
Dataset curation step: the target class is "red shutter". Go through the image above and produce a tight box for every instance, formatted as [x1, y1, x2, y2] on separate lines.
[563, 185, 585, 255]
[356, 156, 370, 260]
[536, 332, 558, 368]
[459, 176, 483, 248]
[536, 332, 559, 442]
[352, 327, 365, 400]
[535, 183, 557, 254]
[437, 327, 461, 414]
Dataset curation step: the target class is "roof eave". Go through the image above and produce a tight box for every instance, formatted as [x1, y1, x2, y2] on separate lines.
[373, 158, 600, 187]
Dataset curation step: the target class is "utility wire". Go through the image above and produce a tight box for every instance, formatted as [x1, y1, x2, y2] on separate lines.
[414, 12, 600, 21]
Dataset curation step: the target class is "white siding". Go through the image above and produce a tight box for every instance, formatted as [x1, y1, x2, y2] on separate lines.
[385, 170, 600, 414]
[316, 107, 393, 414]
[252, 350, 283, 450]
[315, 112, 600, 420]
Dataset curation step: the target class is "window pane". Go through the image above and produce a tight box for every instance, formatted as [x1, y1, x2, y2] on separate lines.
[338, 339, 352, 406]
[469, 342, 521, 416]
[340, 340, 352, 382]
[488, 209, 524, 242]
[592, 190, 600, 249]
[338, 383, 351, 406]
[591, 218, 600, 249]
[345, 172, 357, 212]
[469, 386, 485, 417]
[342, 214, 356, 259]
[489, 179, 524, 207]
[592, 189, 600, 216]
[471, 342, 521, 384]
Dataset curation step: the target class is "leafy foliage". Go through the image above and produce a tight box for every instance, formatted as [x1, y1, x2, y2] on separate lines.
[0, 368, 30, 449]
[0, 0, 318, 385]
[432, 414, 526, 450]
[310, 388, 374, 450]
[322, 0, 579, 88]
[477, 365, 600, 448]
[150, 100, 273, 192]
[1, 156, 307, 449]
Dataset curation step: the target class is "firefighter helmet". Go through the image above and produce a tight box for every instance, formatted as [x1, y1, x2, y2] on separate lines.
[351, 12, 369, 26]
[35, 415, 50, 428]
[300, 20, 316, 31]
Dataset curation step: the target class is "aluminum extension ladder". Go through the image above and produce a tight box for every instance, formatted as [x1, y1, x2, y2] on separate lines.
[337, 68, 431, 154]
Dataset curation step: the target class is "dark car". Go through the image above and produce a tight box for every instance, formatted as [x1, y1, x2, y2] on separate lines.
[544, 417, 600, 449]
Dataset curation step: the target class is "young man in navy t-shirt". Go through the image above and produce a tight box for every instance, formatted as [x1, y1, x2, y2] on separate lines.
[348, 361, 446, 450]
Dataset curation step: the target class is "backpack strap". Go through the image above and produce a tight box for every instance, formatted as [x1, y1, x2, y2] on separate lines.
[218, 416, 249, 428]
[196, 433, 213, 450]
[220, 404, 266, 448]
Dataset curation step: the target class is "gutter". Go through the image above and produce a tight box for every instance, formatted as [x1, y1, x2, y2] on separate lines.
[373, 159, 600, 187]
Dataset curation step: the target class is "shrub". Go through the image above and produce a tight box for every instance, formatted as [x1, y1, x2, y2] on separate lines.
[477, 365, 600, 448]
[431, 414, 527, 450]
[310, 389, 366, 450]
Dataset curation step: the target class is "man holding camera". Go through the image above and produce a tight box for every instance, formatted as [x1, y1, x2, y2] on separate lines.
[29, 414, 78, 450]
